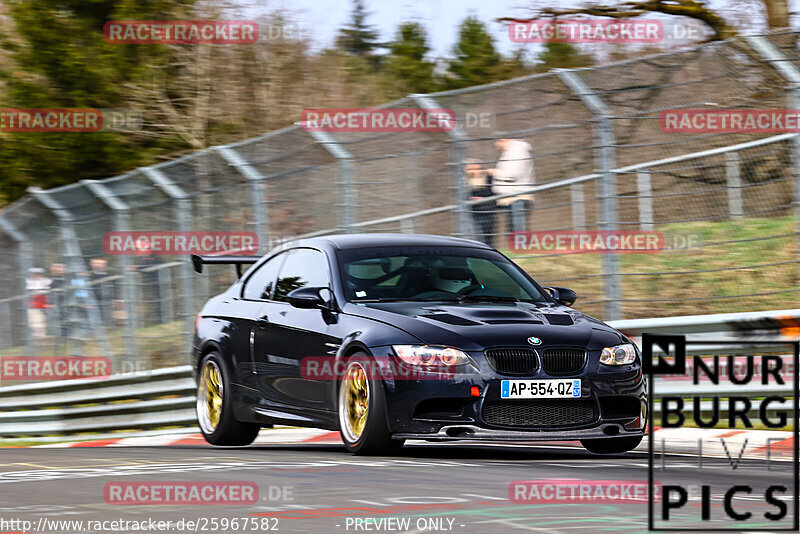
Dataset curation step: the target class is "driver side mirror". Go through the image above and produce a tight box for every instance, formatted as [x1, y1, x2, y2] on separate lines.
[545, 286, 578, 307]
[287, 287, 330, 309]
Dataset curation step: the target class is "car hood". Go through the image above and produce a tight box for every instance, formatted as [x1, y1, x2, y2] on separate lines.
[342, 300, 626, 351]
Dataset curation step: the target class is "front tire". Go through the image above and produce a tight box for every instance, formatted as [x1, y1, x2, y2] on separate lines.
[338, 354, 404, 455]
[580, 435, 643, 454]
[197, 352, 260, 446]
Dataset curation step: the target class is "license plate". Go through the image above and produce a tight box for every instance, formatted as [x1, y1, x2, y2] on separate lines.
[500, 379, 581, 399]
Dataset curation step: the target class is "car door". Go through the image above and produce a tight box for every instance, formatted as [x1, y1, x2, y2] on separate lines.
[235, 253, 286, 392]
[254, 247, 339, 412]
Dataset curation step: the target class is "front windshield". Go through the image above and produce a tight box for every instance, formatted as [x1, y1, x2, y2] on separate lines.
[338, 245, 547, 303]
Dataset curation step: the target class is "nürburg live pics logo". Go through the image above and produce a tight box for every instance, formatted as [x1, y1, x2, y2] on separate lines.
[645, 334, 799, 531]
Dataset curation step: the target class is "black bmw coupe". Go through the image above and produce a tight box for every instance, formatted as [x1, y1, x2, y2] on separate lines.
[191, 234, 646, 455]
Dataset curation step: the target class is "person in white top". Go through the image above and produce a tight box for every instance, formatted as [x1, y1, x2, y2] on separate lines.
[488, 137, 534, 234]
[26, 267, 52, 341]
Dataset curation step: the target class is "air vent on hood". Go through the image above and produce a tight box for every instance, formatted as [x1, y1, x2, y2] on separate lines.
[472, 310, 533, 320]
[542, 314, 574, 326]
[483, 319, 544, 325]
[419, 313, 481, 326]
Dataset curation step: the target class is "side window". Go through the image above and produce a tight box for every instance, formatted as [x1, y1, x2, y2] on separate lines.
[273, 248, 330, 302]
[242, 254, 284, 300]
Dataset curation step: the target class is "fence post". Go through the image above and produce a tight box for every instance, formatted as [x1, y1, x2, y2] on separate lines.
[142, 167, 195, 355]
[569, 184, 585, 229]
[411, 94, 471, 238]
[745, 35, 800, 284]
[82, 179, 138, 362]
[213, 145, 270, 252]
[558, 69, 621, 321]
[159, 267, 174, 323]
[304, 130, 356, 233]
[725, 152, 743, 219]
[28, 187, 113, 356]
[0, 301, 11, 352]
[636, 171, 654, 230]
[0, 216, 34, 354]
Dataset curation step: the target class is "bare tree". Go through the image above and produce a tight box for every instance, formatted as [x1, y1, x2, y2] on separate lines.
[501, 0, 791, 41]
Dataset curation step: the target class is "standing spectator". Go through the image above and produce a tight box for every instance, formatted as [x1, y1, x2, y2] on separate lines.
[489, 137, 535, 235]
[89, 258, 116, 326]
[26, 267, 51, 342]
[465, 159, 496, 247]
[69, 270, 92, 340]
[48, 262, 68, 337]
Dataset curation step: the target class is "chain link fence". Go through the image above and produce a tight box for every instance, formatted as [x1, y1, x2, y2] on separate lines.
[1, 31, 799, 373]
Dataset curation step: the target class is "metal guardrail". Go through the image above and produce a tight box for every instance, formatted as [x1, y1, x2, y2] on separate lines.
[0, 366, 195, 437]
[610, 308, 800, 336]
[0, 309, 795, 438]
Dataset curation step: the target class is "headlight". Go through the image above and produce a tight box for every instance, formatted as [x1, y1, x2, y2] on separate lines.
[600, 343, 637, 366]
[392, 345, 471, 367]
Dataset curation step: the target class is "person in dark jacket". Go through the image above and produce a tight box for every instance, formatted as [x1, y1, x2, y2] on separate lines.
[465, 159, 497, 247]
[49, 262, 68, 337]
[89, 258, 116, 326]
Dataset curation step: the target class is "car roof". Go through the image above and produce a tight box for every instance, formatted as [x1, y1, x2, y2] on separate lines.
[313, 233, 493, 250]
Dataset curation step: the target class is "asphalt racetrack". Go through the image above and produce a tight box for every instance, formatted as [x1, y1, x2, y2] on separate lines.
[0, 440, 795, 533]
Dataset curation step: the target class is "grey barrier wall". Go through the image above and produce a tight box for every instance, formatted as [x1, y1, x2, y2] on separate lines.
[1, 31, 799, 371]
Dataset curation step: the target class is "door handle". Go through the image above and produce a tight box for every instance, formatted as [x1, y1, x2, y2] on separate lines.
[256, 314, 269, 327]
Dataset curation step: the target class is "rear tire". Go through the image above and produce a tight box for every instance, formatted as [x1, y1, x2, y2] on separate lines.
[197, 351, 260, 446]
[580, 435, 642, 454]
[338, 354, 404, 455]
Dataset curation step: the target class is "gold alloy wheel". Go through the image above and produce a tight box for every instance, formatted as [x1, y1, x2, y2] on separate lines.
[197, 360, 224, 434]
[339, 361, 370, 443]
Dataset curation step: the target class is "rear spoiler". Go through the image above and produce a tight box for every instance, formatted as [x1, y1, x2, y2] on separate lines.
[191, 254, 259, 277]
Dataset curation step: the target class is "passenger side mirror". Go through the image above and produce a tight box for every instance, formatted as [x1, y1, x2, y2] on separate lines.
[287, 287, 328, 309]
[545, 286, 578, 307]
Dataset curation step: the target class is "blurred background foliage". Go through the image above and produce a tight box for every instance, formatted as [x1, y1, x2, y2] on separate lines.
[0, 0, 790, 205]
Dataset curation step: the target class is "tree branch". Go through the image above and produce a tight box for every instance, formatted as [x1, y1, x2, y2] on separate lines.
[500, 0, 735, 41]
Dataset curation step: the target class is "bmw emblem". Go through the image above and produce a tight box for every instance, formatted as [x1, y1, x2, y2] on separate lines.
[527, 336, 542, 346]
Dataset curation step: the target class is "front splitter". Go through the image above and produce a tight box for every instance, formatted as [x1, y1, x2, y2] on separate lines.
[393, 422, 643, 441]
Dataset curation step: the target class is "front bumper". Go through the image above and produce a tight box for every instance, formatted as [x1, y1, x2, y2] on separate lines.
[370, 345, 647, 439]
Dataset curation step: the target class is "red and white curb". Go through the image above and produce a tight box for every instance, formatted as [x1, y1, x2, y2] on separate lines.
[29, 427, 340, 448]
[18, 427, 795, 460]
